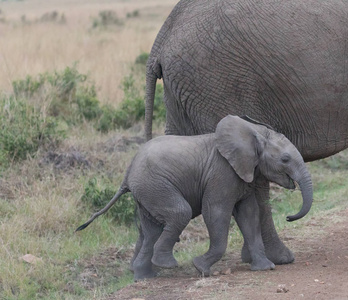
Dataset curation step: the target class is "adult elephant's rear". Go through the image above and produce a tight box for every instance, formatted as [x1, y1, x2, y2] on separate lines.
[145, 0, 348, 264]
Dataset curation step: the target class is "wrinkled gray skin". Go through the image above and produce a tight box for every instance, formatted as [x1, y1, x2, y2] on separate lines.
[77, 116, 313, 281]
[145, 0, 348, 265]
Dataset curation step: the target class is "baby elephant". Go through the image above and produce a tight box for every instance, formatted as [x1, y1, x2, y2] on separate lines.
[76, 115, 313, 281]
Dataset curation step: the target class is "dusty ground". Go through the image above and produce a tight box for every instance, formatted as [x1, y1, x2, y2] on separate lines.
[108, 208, 348, 300]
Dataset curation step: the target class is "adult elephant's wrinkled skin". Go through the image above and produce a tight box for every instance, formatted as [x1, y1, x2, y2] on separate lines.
[144, 0, 348, 265]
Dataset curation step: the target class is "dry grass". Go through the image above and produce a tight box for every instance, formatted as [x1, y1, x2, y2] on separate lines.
[0, 0, 176, 105]
[0, 1, 175, 298]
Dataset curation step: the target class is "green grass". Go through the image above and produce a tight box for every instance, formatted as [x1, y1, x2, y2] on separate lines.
[270, 152, 348, 232]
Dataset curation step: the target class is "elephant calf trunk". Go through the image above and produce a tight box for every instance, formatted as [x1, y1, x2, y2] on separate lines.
[286, 176, 313, 222]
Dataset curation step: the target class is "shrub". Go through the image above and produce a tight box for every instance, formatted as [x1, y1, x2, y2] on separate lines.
[126, 10, 140, 18]
[91, 10, 123, 29]
[0, 95, 65, 167]
[12, 65, 97, 125]
[96, 74, 165, 131]
[0, 65, 96, 166]
[119, 75, 145, 120]
[135, 52, 149, 66]
[47, 65, 87, 103]
[76, 86, 101, 121]
[8, 58, 165, 142]
[12, 74, 45, 98]
[81, 177, 136, 225]
[40, 11, 58, 22]
[95, 104, 117, 133]
[94, 71, 165, 132]
[153, 83, 166, 123]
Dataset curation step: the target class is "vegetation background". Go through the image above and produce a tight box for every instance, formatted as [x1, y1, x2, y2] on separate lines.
[0, 0, 347, 299]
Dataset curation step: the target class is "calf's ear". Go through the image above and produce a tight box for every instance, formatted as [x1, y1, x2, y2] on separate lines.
[215, 115, 266, 183]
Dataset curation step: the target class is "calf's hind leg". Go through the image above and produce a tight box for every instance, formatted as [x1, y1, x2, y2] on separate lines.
[130, 225, 144, 272]
[132, 205, 163, 281]
[151, 194, 192, 268]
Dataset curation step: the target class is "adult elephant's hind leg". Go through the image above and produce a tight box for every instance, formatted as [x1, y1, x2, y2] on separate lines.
[241, 177, 294, 265]
[151, 195, 192, 268]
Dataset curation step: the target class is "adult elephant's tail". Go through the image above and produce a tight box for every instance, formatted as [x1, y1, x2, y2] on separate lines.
[145, 55, 162, 141]
[145, 70, 157, 141]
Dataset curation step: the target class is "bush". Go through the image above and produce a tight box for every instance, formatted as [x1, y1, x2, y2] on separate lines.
[135, 52, 149, 66]
[6, 57, 165, 151]
[12, 65, 97, 125]
[126, 10, 140, 19]
[153, 83, 166, 122]
[91, 10, 123, 29]
[0, 65, 97, 167]
[40, 11, 59, 22]
[81, 177, 136, 225]
[12, 74, 45, 98]
[76, 86, 102, 121]
[94, 70, 165, 132]
[0, 95, 65, 167]
[95, 104, 117, 133]
[97, 73, 165, 131]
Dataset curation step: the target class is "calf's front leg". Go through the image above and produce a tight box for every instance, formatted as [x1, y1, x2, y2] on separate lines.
[234, 194, 275, 271]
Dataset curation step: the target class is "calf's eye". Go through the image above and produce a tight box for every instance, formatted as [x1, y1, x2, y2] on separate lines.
[281, 153, 291, 163]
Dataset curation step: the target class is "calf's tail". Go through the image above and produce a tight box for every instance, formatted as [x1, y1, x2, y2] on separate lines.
[75, 186, 129, 232]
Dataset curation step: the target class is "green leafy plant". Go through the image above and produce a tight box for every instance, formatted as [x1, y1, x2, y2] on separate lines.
[12, 65, 99, 125]
[76, 86, 102, 121]
[135, 52, 149, 66]
[126, 10, 140, 19]
[91, 10, 123, 29]
[10, 63, 164, 134]
[81, 177, 136, 225]
[12, 74, 45, 98]
[0, 95, 65, 167]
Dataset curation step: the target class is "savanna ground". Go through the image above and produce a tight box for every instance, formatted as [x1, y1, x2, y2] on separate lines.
[0, 1, 347, 299]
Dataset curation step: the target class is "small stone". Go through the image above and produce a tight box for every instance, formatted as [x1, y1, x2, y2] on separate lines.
[20, 254, 43, 265]
[221, 268, 231, 275]
[276, 284, 289, 293]
[212, 271, 220, 276]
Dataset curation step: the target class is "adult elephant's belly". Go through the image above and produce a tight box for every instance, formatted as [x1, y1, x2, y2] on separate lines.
[160, 0, 348, 161]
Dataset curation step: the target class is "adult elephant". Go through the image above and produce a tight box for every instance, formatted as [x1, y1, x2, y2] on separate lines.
[144, 0, 348, 265]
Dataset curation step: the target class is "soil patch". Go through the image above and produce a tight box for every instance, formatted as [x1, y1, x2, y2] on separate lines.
[108, 208, 348, 300]
[39, 149, 90, 171]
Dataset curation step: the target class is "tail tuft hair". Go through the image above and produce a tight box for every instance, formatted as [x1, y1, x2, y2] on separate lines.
[75, 220, 93, 232]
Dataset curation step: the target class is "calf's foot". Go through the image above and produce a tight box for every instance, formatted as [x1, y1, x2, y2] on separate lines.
[193, 256, 211, 277]
[250, 257, 275, 271]
[134, 268, 157, 282]
[151, 252, 178, 268]
[242, 242, 294, 265]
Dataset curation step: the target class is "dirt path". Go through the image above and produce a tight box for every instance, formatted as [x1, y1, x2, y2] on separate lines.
[109, 208, 348, 300]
